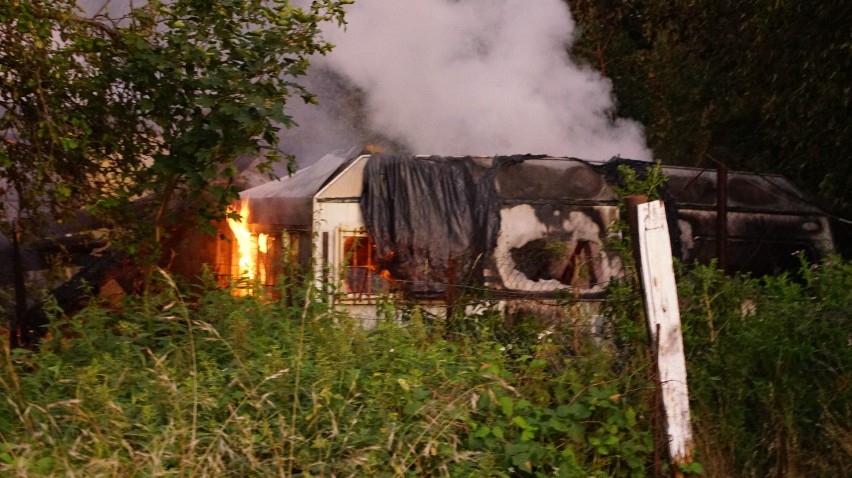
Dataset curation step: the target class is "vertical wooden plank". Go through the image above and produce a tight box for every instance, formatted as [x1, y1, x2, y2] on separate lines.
[11, 220, 27, 348]
[636, 200, 694, 472]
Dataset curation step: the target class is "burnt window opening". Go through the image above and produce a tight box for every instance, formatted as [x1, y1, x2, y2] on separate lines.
[279, 231, 303, 267]
[217, 225, 310, 296]
[510, 239, 604, 290]
[246, 232, 277, 292]
[340, 229, 394, 299]
[560, 240, 604, 289]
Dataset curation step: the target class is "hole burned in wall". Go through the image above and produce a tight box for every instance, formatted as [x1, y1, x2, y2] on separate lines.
[494, 204, 620, 293]
[510, 238, 603, 289]
[224, 202, 305, 297]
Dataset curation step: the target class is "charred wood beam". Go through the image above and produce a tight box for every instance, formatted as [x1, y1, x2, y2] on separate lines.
[11, 222, 27, 349]
[20, 248, 133, 348]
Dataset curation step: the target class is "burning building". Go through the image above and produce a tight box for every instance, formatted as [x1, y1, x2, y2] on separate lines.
[215, 150, 835, 322]
[2, 149, 837, 342]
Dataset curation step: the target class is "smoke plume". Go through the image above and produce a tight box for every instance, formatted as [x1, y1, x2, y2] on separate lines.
[284, 0, 651, 164]
[76, 0, 652, 165]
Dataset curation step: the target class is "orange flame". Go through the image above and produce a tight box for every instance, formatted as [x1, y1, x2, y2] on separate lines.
[227, 200, 256, 283]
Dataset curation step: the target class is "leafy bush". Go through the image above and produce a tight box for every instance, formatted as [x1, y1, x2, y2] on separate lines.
[2, 255, 848, 477]
[679, 256, 852, 477]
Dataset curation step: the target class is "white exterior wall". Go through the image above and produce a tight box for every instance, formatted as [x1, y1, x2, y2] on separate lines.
[311, 156, 387, 324]
[312, 200, 366, 290]
[312, 155, 368, 284]
[310, 199, 449, 327]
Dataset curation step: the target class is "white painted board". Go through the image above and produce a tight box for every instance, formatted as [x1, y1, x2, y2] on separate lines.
[636, 200, 694, 465]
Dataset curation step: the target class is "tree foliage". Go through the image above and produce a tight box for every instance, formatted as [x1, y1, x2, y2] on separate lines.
[0, 0, 138, 239]
[1, 0, 349, 252]
[568, 0, 852, 218]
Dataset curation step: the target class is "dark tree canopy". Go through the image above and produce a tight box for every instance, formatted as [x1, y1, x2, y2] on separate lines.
[1, 0, 349, 252]
[568, 0, 852, 219]
[1, 0, 349, 345]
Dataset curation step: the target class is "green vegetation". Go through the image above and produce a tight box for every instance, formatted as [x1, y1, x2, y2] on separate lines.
[1, 0, 349, 259]
[0, 271, 653, 477]
[680, 256, 852, 476]
[1, 2, 849, 476]
[568, 0, 852, 219]
[1, 0, 349, 345]
[1, 256, 849, 476]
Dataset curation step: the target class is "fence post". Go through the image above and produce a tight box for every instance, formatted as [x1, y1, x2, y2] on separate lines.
[633, 199, 695, 476]
[625, 195, 649, 271]
[716, 159, 728, 270]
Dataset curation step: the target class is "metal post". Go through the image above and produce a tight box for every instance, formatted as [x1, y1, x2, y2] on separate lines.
[716, 161, 728, 270]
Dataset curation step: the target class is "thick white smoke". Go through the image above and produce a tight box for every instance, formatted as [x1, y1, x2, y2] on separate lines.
[75, 0, 652, 164]
[297, 0, 651, 162]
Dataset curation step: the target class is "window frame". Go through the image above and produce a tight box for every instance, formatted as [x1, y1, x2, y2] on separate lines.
[337, 226, 394, 302]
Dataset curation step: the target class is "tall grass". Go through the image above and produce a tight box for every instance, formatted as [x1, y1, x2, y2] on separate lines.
[0, 270, 653, 477]
[2, 255, 849, 476]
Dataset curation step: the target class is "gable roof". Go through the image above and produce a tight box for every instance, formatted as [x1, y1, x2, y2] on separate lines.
[236, 147, 359, 226]
[234, 153, 828, 228]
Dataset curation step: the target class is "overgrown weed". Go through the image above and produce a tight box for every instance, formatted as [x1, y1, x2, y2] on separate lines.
[1, 255, 849, 476]
[680, 255, 852, 477]
[1, 271, 653, 477]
